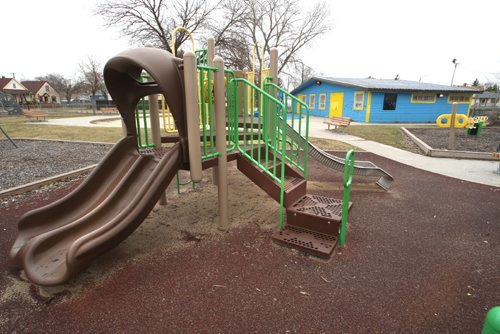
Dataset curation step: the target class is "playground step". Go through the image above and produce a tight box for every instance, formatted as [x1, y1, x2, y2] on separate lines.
[237, 152, 306, 207]
[272, 225, 338, 259]
[287, 194, 352, 236]
[273, 194, 352, 259]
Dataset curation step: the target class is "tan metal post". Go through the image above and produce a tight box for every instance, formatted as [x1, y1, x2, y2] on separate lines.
[183, 51, 203, 183]
[234, 70, 244, 116]
[448, 102, 457, 150]
[208, 37, 219, 185]
[214, 56, 229, 229]
[121, 119, 127, 137]
[208, 37, 215, 65]
[268, 48, 279, 138]
[145, 43, 167, 204]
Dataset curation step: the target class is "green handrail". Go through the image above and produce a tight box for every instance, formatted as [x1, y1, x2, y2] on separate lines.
[229, 77, 288, 230]
[135, 73, 155, 149]
[198, 65, 220, 160]
[225, 69, 237, 152]
[339, 149, 355, 247]
[263, 79, 310, 179]
[195, 49, 208, 66]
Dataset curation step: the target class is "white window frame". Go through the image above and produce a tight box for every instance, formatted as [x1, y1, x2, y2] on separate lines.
[448, 94, 471, 104]
[318, 93, 326, 110]
[353, 91, 365, 110]
[309, 94, 316, 109]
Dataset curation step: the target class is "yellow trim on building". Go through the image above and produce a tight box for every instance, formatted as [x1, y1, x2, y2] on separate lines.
[467, 95, 472, 116]
[297, 94, 305, 113]
[365, 91, 372, 123]
[353, 91, 365, 110]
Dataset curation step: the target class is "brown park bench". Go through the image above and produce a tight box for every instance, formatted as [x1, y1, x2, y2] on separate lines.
[23, 110, 47, 122]
[100, 107, 119, 113]
[324, 116, 352, 130]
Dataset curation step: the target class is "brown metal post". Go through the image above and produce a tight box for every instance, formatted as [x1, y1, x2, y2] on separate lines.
[448, 102, 458, 150]
[183, 51, 203, 183]
[214, 56, 229, 229]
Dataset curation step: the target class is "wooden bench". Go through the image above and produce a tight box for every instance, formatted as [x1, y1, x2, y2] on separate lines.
[23, 110, 47, 122]
[100, 107, 118, 113]
[324, 116, 352, 130]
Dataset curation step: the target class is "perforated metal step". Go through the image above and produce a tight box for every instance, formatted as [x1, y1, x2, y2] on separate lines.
[273, 225, 338, 259]
[287, 194, 352, 236]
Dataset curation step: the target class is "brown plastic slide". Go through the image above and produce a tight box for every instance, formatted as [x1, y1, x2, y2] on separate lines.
[10, 138, 181, 285]
[10, 48, 189, 286]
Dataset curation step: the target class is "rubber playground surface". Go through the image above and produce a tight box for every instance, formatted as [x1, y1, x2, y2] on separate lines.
[1, 151, 499, 333]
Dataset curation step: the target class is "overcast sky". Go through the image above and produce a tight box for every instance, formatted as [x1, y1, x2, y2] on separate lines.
[1, 0, 499, 87]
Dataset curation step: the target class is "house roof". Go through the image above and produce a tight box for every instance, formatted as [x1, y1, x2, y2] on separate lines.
[22, 80, 46, 94]
[290, 76, 483, 95]
[0, 77, 12, 90]
[473, 91, 500, 99]
[0, 77, 29, 94]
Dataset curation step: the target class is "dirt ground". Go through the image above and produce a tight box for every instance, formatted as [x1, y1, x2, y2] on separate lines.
[408, 127, 500, 152]
[0, 152, 499, 333]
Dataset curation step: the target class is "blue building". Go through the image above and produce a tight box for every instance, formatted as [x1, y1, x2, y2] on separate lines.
[290, 77, 482, 123]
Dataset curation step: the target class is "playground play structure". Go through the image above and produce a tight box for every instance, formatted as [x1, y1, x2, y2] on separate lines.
[10, 34, 394, 286]
[0, 92, 22, 115]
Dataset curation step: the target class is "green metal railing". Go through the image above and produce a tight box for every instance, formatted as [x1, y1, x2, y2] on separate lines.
[263, 78, 310, 180]
[195, 49, 208, 66]
[228, 77, 288, 230]
[339, 149, 355, 247]
[198, 65, 220, 160]
[135, 73, 155, 149]
[225, 69, 237, 152]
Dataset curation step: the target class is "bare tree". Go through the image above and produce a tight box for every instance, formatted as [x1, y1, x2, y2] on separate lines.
[95, 0, 330, 88]
[79, 57, 105, 113]
[96, 0, 218, 53]
[280, 59, 315, 91]
[209, 0, 330, 89]
[36, 74, 85, 102]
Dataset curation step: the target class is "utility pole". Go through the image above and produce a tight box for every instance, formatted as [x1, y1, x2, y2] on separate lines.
[450, 59, 459, 86]
[11, 72, 16, 79]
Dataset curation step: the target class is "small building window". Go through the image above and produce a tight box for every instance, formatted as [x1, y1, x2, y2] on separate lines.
[318, 93, 326, 110]
[448, 94, 470, 104]
[45, 85, 50, 92]
[353, 91, 365, 110]
[411, 93, 436, 103]
[383, 93, 397, 110]
[300, 94, 306, 104]
[13, 83, 16, 88]
[309, 94, 316, 109]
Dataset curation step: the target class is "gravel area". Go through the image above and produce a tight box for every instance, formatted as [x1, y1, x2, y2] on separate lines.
[408, 127, 500, 152]
[0, 140, 111, 191]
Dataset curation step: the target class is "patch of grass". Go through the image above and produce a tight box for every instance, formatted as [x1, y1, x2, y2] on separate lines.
[309, 137, 359, 151]
[345, 124, 435, 150]
[0, 115, 122, 143]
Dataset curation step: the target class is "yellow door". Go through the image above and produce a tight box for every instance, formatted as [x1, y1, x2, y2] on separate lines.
[329, 93, 344, 117]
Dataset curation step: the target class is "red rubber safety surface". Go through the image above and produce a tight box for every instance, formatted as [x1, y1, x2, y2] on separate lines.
[1, 152, 499, 333]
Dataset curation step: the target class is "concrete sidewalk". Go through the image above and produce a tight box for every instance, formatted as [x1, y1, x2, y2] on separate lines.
[41, 115, 122, 127]
[307, 116, 500, 187]
[43, 115, 500, 187]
